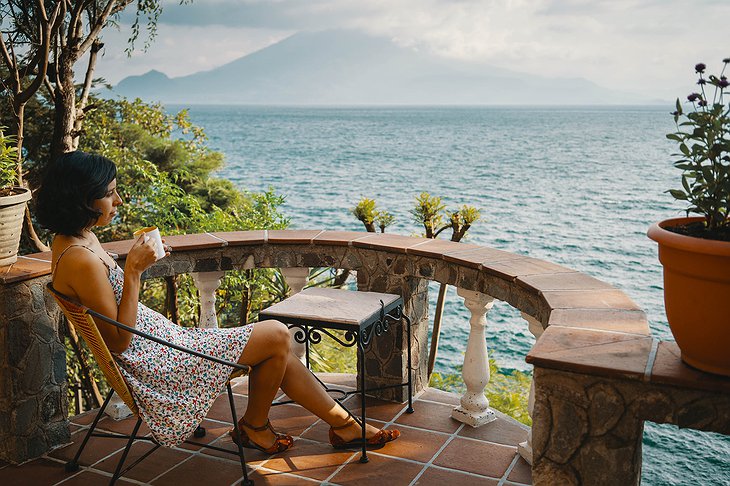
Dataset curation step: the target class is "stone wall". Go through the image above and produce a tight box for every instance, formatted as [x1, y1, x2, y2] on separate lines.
[0, 276, 68, 464]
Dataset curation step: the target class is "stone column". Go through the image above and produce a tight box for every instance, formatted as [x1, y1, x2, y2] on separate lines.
[357, 260, 429, 402]
[191, 271, 225, 329]
[451, 288, 497, 427]
[0, 278, 69, 464]
[280, 267, 310, 361]
[518, 311, 545, 464]
[531, 368, 644, 486]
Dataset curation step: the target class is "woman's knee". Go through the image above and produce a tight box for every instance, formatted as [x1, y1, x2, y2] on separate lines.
[261, 319, 291, 354]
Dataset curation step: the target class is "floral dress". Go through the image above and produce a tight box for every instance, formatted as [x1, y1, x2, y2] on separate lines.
[107, 263, 253, 447]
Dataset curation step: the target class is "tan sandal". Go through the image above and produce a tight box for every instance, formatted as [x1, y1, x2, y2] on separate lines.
[229, 419, 294, 454]
[328, 417, 400, 450]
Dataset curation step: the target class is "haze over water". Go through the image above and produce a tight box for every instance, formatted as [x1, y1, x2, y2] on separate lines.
[173, 104, 730, 485]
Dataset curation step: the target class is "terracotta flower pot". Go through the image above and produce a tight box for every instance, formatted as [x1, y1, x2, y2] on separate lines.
[648, 217, 730, 376]
[0, 186, 31, 267]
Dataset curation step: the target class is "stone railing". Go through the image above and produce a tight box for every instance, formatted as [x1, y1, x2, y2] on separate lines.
[1, 230, 728, 485]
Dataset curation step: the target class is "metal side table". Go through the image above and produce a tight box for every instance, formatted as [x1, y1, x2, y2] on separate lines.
[259, 287, 414, 462]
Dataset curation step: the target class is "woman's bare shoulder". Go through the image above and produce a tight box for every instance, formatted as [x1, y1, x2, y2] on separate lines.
[52, 243, 109, 297]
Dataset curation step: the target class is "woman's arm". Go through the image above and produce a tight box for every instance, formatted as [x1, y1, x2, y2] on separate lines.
[62, 236, 159, 353]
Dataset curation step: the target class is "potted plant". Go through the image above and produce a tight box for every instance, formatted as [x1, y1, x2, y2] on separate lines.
[0, 127, 31, 267]
[648, 59, 730, 376]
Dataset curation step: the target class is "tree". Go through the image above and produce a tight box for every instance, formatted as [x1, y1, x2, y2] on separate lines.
[1, 0, 178, 249]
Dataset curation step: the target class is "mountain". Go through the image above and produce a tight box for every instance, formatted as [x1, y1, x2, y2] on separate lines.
[113, 30, 649, 105]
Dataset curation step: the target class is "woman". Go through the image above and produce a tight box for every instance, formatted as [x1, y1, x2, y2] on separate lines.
[37, 151, 399, 453]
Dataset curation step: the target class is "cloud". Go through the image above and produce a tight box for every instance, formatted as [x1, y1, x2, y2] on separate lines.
[97, 0, 730, 99]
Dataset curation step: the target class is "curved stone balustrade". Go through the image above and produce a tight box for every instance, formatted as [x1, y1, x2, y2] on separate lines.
[2, 230, 728, 486]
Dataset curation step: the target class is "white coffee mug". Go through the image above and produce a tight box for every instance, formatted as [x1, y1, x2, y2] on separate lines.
[133, 226, 166, 260]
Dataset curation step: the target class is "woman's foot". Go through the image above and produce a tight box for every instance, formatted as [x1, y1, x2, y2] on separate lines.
[328, 417, 400, 449]
[229, 418, 294, 454]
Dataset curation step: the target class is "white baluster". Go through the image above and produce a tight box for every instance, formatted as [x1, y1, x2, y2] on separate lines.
[192, 271, 225, 329]
[280, 267, 310, 361]
[518, 311, 545, 465]
[452, 288, 497, 427]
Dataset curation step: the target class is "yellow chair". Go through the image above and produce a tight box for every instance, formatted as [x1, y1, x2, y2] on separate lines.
[47, 283, 254, 486]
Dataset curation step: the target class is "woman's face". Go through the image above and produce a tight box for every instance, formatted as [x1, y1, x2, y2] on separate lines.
[92, 179, 122, 227]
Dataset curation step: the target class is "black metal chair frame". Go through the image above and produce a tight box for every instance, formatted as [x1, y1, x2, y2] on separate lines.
[48, 285, 255, 486]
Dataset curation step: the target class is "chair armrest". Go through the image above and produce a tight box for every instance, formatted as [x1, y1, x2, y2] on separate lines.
[86, 308, 251, 374]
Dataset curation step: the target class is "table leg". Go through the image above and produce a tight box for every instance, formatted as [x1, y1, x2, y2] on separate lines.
[359, 338, 368, 463]
[405, 314, 414, 413]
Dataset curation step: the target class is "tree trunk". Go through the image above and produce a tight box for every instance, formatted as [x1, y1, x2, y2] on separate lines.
[51, 57, 78, 160]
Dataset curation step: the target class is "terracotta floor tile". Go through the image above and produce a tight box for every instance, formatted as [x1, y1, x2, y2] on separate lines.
[341, 395, 410, 423]
[414, 466, 499, 485]
[150, 454, 246, 485]
[260, 439, 357, 480]
[56, 470, 136, 485]
[205, 392, 248, 423]
[94, 441, 192, 483]
[198, 430, 271, 464]
[375, 425, 449, 463]
[245, 468, 321, 484]
[394, 400, 461, 434]
[508, 456, 532, 484]
[96, 415, 151, 437]
[433, 438, 517, 478]
[457, 416, 528, 446]
[418, 388, 461, 406]
[328, 452, 424, 485]
[266, 404, 320, 436]
[47, 434, 128, 466]
[319, 373, 357, 389]
[0, 458, 71, 486]
[69, 410, 103, 426]
[178, 418, 232, 451]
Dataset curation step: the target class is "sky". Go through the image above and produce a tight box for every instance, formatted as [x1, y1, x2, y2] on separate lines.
[94, 0, 730, 101]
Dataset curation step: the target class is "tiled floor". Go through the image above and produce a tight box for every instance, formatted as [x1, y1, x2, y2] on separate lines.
[1, 374, 532, 485]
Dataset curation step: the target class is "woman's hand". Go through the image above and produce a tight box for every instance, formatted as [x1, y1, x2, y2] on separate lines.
[124, 233, 159, 277]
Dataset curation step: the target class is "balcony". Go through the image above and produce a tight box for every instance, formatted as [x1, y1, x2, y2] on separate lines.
[1, 230, 729, 485]
[1, 374, 532, 485]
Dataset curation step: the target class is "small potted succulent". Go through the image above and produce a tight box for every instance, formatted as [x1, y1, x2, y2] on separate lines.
[647, 59, 730, 376]
[0, 127, 31, 266]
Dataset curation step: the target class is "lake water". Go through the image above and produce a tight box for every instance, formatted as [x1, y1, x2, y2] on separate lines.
[172, 105, 730, 485]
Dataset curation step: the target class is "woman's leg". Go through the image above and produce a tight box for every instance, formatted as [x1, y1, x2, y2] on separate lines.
[278, 351, 383, 442]
[237, 321, 394, 444]
[236, 320, 291, 447]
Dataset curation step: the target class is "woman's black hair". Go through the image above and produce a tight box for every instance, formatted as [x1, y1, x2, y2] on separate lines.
[36, 151, 117, 236]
